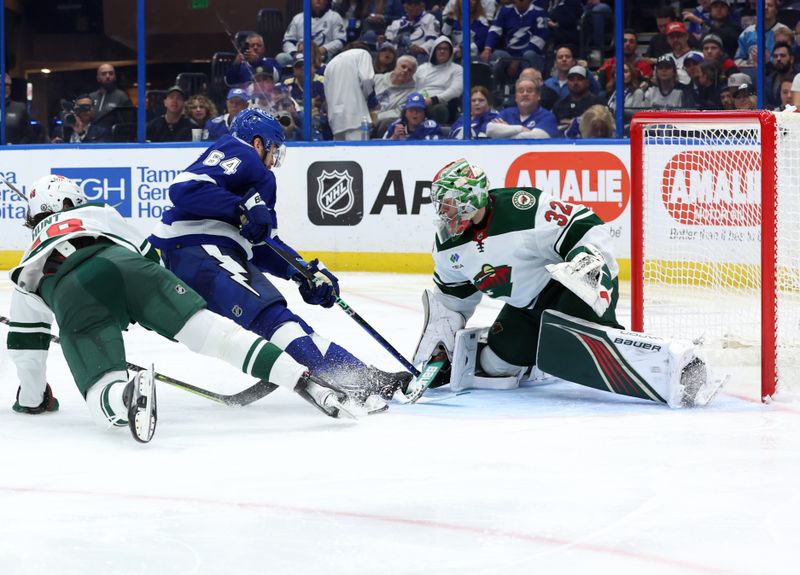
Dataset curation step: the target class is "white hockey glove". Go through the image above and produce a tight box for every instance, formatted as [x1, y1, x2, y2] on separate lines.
[412, 289, 467, 366]
[545, 245, 613, 317]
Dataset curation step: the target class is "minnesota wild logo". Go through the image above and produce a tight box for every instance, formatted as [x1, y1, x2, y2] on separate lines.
[473, 264, 513, 298]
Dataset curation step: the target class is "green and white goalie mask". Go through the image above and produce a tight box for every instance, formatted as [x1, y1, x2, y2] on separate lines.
[431, 159, 489, 242]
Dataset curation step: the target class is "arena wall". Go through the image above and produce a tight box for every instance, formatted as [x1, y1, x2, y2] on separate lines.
[0, 141, 632, 277]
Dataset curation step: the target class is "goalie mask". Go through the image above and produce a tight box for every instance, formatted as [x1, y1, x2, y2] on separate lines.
[27, 174, 87, 218]
[431, 159, 489, 242]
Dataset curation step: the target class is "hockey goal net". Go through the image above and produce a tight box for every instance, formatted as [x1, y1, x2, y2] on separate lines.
[630, 110, 800, 402]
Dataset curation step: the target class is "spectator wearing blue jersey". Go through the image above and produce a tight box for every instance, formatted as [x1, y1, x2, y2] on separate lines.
[487, 78, 558, 139]
[441, 0, 490, 60]
[279, 0, 347, 67]
[225, 33, 280, 88]
[384, 91, 442, 139]
[150, 108, 411, 402]
[383, 0, 441, 63]
[480, 0, 549, 73]
[205, 89, 249, 141]
[448, 85, 498, 139]
[734, 0, 779, 67]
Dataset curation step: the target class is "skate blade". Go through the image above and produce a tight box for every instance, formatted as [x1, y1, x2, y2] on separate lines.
[392, 389, 470, 405]
[131, 370, 157, 443]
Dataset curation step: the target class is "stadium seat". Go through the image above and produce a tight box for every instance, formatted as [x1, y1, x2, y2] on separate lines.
[470, 61, 494, 93]
[210, 51, 236, 112]
[257, 9, 284, 58]
[176, 72, 209, 98]
[111, 122, 137, 142]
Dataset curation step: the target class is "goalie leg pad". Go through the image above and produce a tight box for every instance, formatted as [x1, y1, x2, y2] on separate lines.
[412, 289, 467, 366]
[450, 328, 522, 391]
[537, 310, 710, 407]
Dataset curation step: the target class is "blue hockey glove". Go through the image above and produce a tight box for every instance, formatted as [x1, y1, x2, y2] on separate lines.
[237, 188, 274, 243]
[295, 259, 339, 308]
[12, 383, 59, 414]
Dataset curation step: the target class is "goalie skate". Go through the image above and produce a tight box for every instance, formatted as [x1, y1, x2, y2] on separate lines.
[679, 357, 727, 407]
[124, 365, 157, 443]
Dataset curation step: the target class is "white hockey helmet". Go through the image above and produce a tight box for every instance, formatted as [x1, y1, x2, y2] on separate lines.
[27, 174, 87, 218]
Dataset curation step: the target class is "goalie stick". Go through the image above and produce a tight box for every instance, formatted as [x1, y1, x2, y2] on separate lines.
[0, 316, 278, 407]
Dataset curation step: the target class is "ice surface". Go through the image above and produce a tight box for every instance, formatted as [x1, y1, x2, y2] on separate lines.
[1, 274, 798, 575]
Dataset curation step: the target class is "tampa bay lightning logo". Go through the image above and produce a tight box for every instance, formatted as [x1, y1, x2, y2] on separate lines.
[316, 169, 354, 218]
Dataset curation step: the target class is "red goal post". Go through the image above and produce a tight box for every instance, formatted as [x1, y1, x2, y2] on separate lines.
[629, 110, 798, 402]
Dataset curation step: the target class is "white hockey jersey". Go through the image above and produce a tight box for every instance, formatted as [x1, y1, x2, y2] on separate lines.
[432, 187, 618, 318]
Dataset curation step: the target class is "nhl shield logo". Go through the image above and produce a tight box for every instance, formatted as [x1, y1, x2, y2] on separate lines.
[316, 169, 354, 218]
[307, 161, 363, 226]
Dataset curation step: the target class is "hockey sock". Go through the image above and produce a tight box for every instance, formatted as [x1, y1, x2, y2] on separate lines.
[270, 321, 366, 374]
[175, 309, 307, 389]
[86, 371, 130, 429]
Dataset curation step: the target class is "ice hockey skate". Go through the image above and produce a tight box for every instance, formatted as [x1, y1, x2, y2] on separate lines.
[123, 365, 157, 443]
[294, 373, 362, 419]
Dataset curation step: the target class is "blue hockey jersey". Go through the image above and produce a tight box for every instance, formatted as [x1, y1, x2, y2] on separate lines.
[149, 134, 301, 279]
[486, 4, 549, 56]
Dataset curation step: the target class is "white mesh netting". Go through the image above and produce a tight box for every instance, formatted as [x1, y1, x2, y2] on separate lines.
[638, 112, 800, 399]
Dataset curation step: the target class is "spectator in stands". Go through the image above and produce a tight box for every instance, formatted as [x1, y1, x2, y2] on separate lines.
[597, 30, 653, 91]
[280, 53, 326, 113]
[643, 54, 696, 109]
[682, 0, 711, 41]
[552, 65, 606, 134]
[51, 94, 109, 144]
[324, 42, 379, 139]
[441, 0, 490, 60]
[90, 63, 133, 130]
[374, 54, 418, 134]
[547, 0, 582, 56]
[481, 0, 549, 74]
[732, 79, 756, 110]
[577, 104, 615, 138]
[448, 85, 498, 138]
[605, 63, 646, 111]
[205, 88, 249, 141]
[767, 42, 795, 109]
[374, 41, 398, 73]
[778, 78, 794, 110]
[414, 36, 463, 124]
[4, 74, 32, 144]
[502, 66, 544, 107]
[646, 7, 679, 62]
[280, 0, 347, 67]
[701, 33, 739, 79]
[692, 60, 724, 109]
[736, 0, 757, 30]
[487, 77, 558, 138]
[226, 33, 280, 87]
[249, 71, 278, 112]
[719, 84, 735, 109]
[146, 86, 193, 142]
[682, 50, 705, 88]
[357, 0, 405, 45]
[705, 0, 740, 58]
[734, 0, 779, 67]
[582, 0, 613, 67]
[665, 22, 694, 84]
[383, 0, 440, 62]
[541, 45, 601, 110]
[384, 91, 442, 139]
[185, 95, 217, 134]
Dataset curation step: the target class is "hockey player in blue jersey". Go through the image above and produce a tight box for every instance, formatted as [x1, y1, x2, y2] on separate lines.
[150, 108, 411, 401]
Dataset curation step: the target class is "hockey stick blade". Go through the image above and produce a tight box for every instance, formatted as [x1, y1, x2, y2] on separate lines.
[400, 359, 448, 404]
[0, 316, 278, 407]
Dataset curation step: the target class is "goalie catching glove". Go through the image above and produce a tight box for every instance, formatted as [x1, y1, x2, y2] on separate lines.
[545, 244, 613, 317]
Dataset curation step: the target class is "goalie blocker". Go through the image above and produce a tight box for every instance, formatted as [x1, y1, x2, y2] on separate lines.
[444, 310, 724, 408]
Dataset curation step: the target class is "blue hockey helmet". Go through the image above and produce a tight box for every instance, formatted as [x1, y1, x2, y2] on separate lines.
[230, 107, 287, 167]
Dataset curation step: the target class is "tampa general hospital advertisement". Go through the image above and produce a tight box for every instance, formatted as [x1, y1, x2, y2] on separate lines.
[0, 142, 632, 275]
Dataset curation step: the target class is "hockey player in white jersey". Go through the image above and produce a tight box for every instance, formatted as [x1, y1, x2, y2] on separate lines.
[412, 158, 723, 407]
[6, 175, 367, 443]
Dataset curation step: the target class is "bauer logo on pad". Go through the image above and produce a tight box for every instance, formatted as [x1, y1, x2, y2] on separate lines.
[52, 167, 132, 217]
[307, 161, 363, 226]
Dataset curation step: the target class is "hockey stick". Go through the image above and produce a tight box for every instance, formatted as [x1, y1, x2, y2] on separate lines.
[0, 316, 278, 407]
[0, 176, 27, 201]
[263, 240, 421, 376]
